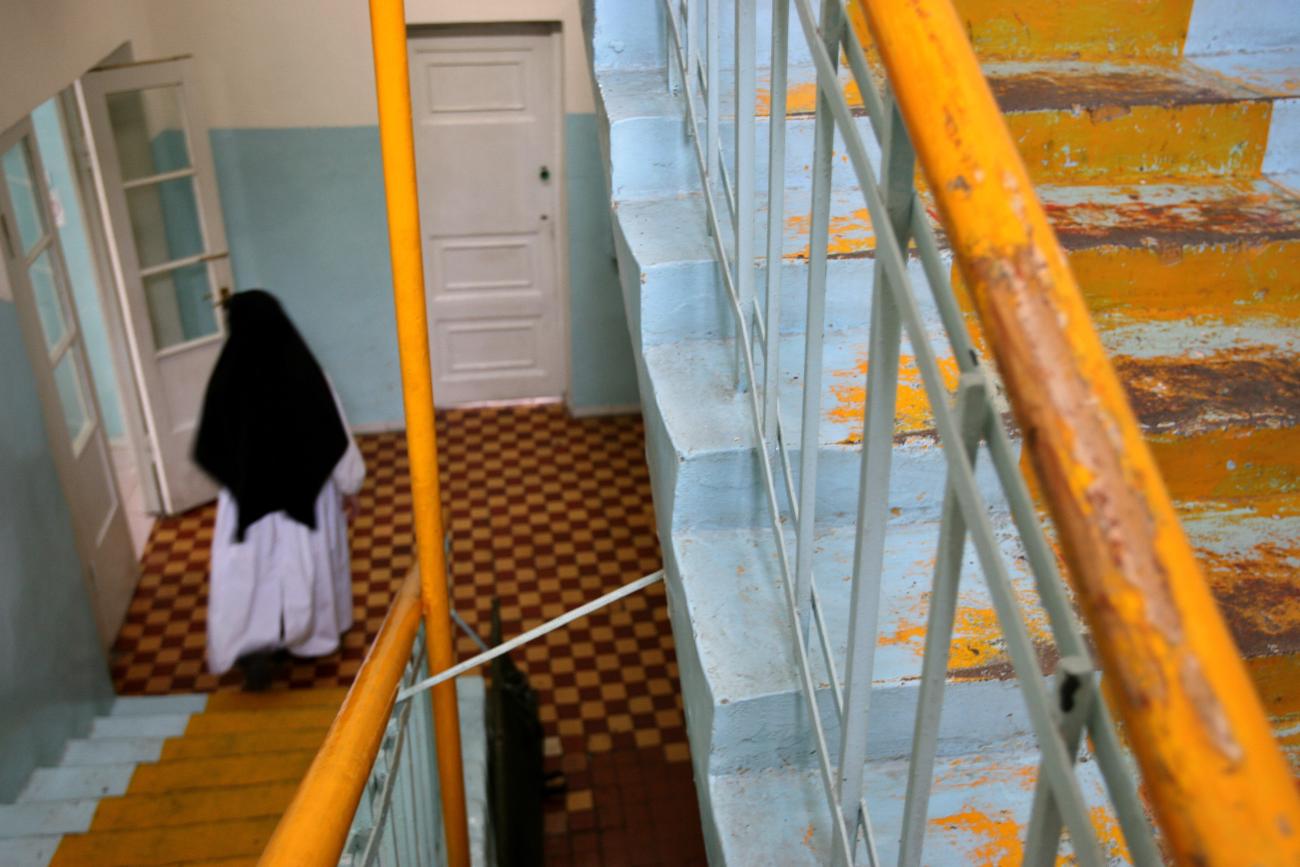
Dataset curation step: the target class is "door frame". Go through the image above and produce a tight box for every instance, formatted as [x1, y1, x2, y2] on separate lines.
[78, 54, 231, 514]
[56, 83, 162, 515]
[406, 20, 571, 408]
[0, 114, 139, 646]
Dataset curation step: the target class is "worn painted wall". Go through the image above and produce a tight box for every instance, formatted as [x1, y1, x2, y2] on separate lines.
[209, 127, 405, 425]
[143, 0, 638, 422]
[0, 299, 113, 799]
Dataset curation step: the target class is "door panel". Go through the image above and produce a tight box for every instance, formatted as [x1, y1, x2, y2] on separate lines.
[81, 58, 229, 513]
[410, 26, 565, 406]
[0, 119, 138, 647]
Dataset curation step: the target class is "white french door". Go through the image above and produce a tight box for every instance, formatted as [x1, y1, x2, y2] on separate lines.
[408, 25, 567, 406]
[0, 119, 138, 647]
[80, 58, 230, 514]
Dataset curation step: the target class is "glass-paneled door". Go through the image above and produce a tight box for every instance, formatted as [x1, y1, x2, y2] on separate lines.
[80, 57, 230, 513]
[0, 118, 138, 647]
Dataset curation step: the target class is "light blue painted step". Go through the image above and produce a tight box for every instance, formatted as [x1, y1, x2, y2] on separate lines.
[640, 331, 1006, 530]
[612, 191, 948, 347]
[90, 713, 190, 740]
[590, 0, 817, 73]
[60, 737, 165, 766]
[0, 835, 60, 867]
[598, 66, 879, 200]
[705, 734, 1125, 865]
[666, 521, 1044, 779]
[18, 765, 135, 802]
[0, 800, 96, 837]
[109, 694, 208, 717]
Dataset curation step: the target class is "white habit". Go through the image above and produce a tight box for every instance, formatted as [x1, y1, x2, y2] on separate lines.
[206, 396, 365, 675]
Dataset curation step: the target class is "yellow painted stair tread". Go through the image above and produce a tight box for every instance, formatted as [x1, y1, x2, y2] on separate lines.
[48, 816, 279, 867]
[160, 727, 327, 760]
[183, 706, 337, 735]
[90, 782, 298, 831]
[203, 686, 347, 713]
[125, 751, 316, 794]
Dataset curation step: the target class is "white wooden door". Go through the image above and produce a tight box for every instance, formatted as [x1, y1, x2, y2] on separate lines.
[80, 59, 231, 514]
[0, 119, 138, 647]
[409, 26, 566, 406]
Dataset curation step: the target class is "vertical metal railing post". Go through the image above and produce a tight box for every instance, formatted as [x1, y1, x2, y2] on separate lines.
[686, 0, 699, 121]
[366, 2, 469, 864]
[762, 0, 790, 440]
[833, 96, 914, 860]
[706, 0, 720, 193]
[735, 0, 756, 390]
[792, 0, 841, 636]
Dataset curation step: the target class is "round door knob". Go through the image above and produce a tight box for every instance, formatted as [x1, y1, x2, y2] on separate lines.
[539, 166, 551, 181]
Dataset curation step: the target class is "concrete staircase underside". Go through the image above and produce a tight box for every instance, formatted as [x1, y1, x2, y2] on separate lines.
[589, 0, 1300, 861]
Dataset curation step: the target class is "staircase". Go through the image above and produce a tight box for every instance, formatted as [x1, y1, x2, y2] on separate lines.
[0, 688, 344, 866]
[587, 0, 1300, 862]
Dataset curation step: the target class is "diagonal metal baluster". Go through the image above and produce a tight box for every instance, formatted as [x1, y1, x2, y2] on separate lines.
[834, 94, 914, 862]
[735, 0, 756, 390]
[762, 0, 790, 437]
[667, 0, 682, 95]
[1024, 657, 1098, 865]
[896, 372, 988, 867]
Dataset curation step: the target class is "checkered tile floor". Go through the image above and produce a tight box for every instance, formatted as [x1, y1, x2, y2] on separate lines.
[109, 403, 705, 863]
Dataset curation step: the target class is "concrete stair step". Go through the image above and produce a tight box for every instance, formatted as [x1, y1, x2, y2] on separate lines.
[667, 522, 1043, 777]
[640, 330, 1004, 530]
[704, 733, 1127, 865]
[109, 695, 208, 717]
[18, 752, 315, 803]
[42, 815, 279, 867]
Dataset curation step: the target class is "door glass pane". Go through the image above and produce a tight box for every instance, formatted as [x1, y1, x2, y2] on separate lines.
[145, 262, 217, 349]
[53, 348, 93, 445]
[28, 250, 70, 351]
[106, 86, 192, 181]
[126, 176, 205, 269]
[2, 141, 47, 254]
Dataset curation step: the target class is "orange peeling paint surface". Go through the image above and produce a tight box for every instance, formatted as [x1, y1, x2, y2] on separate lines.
[1006, 101, 1272, 185]
[827, 353, 961, 442]
[1068, 240, 1300, 325]
[880, 588, 1055, 675]
[783, 207, 876, 260]
[931, 804, 1130, 865]
[757, 79, 864, 117]
[1148, 425, 1300, 507]
[950, 0, 1193, 61]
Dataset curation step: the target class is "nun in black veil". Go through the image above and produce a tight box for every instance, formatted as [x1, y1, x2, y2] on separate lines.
[193, 290, 365, 690]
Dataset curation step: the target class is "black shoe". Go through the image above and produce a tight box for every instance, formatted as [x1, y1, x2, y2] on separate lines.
[238, 653, 273, 692]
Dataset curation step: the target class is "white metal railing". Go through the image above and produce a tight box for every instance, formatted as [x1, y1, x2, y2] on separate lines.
[659, 1, 1161, 864]
[341, 629, 445, 867]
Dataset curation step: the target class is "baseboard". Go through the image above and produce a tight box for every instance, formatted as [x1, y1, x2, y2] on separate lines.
[350, 420, 407, 435]
[568, 402, 642, 418]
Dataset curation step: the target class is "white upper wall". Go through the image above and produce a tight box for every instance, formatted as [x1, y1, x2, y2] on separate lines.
[0, 0, 154, 131]
[1, 0, 596, 134]
[147, 0, 596, 129]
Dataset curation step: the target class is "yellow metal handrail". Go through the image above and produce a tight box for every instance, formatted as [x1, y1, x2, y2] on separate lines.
[259, 568, 422, 864]
[264, 0, 471, 862]
[849, 0, 1300, 862]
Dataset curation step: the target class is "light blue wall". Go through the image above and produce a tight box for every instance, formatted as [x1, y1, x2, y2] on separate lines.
[208, 120, 639, 427]
[565, 113, 640, 409]
[31, 99, 127, 440]
[210, 127, 403, 426]
[0, 300, 113, 800]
